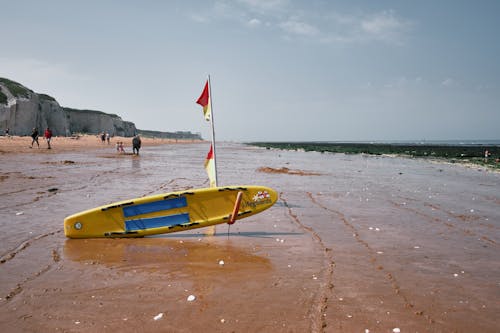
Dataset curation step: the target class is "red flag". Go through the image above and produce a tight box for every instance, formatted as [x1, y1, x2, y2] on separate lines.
[196, 80, 211, 121]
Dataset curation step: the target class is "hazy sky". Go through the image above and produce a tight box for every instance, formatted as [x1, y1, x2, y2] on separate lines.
[1, 0, 499, 141]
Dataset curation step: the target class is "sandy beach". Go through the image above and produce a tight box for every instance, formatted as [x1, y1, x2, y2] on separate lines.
[0, 136, 499, 332]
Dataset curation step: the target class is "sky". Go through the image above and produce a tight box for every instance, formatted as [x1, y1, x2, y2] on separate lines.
[1, 0, 499, 141]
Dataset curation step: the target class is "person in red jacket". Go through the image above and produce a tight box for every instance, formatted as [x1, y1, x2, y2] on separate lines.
[44, 127, 53, 149]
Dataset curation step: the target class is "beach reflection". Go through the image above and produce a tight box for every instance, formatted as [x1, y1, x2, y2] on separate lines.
[131, 156, 141, 169]
[63, 237, 271, 275]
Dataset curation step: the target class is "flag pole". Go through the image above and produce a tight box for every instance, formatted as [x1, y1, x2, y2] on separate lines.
[208, 74, 218, 187]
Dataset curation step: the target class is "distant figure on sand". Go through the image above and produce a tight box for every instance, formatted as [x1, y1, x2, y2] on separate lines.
[5, 127, 10, 137]
[132, 135, 141, 155]
[484, 150, 490, 162]
[30, 128, 39, 148]
[105, 132, 110, 144]
[44, 127, 53, 149]
[116, 141, 125, 153]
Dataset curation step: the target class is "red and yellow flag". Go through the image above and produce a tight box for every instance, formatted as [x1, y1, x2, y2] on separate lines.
[196, 80, 211, 121]
[204, 144, 216, 187]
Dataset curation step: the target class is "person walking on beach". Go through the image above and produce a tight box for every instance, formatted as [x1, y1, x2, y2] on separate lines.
[5, 127, 10, 137]
[132, 135, 141, 155]
[30, 128, 39, 148]
[44, 127, 53, 149]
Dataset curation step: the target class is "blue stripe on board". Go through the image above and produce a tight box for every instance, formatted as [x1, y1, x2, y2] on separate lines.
[123, 197, 187, 218]
[125, 213, 190, 231]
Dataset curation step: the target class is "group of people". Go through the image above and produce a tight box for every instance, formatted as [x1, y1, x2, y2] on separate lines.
[115, 141, 125, 153]
[116, 135, 142, 155]
[6, 127, 141, 154]
[100, 132, 110, 144]
[30, 127, 52, 149]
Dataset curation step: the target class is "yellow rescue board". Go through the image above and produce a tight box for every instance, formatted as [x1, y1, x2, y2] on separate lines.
[64, 185, 277, 238]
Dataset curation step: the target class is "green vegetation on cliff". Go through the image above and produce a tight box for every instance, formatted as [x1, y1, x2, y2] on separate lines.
[0, 91, 7, 105]
[0, 78, 32, 98]
[39, 94, 56, 102]
[63, 107, 119, 118]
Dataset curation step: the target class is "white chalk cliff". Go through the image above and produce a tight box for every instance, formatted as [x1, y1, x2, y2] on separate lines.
[0, 78, 136, 136]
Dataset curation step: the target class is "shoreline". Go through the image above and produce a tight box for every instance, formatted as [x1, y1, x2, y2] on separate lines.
[3, 135, 498, 173]
[0, 135, 203, 154]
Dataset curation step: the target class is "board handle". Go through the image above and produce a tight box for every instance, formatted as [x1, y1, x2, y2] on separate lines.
[228, 192, 243, 225]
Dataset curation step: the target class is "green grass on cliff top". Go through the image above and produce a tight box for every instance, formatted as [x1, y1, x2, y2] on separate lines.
[0, 78, 32, 98]
[39, 94, 56, 102]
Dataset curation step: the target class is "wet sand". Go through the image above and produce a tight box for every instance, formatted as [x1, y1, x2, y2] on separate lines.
[0, 137, 499, 332]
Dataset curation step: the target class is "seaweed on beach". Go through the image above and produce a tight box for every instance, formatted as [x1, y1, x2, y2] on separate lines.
[249, 142, 500, 170]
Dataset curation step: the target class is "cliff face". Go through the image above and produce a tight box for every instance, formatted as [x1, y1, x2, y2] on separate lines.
[64, 108, 136, 137]
[0, 78, 136, 136]
[0, 80, 71, 136]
